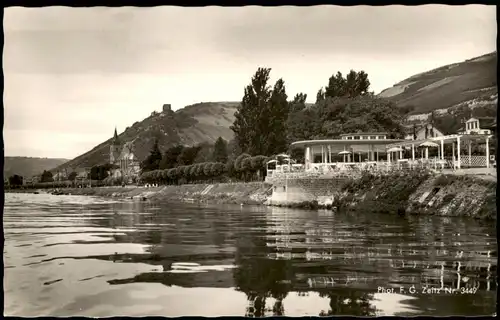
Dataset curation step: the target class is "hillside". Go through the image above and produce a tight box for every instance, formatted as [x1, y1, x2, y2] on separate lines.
[4, 157, 69, 178]
[52, 102, 240, 172]
[378, 52, 497, 115]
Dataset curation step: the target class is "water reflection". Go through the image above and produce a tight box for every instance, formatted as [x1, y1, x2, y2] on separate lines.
[257, 208, 497, 316]
[3, 193, 497, 317]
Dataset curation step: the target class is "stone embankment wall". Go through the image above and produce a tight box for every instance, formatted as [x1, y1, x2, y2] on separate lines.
[267, 170, 497, 220]
[269, 177, 348, 205]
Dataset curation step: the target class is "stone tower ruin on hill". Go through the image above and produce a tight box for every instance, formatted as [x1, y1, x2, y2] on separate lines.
[163, 104, 172, 113]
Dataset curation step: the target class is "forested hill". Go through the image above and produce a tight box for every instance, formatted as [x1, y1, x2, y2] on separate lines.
[4, 157, 69, 178]
[378, 51, 497, 115]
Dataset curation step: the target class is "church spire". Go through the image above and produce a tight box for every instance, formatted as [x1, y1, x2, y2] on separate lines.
[112, 127, 120, 145]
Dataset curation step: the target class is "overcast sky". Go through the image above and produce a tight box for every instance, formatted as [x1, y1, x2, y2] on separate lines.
[3, 5, 496, 159]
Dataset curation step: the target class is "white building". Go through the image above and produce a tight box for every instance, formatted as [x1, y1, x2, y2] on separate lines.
[459, 117, 493, 135]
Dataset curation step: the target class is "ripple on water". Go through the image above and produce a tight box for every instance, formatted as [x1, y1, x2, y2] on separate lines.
[3, 192, 497, 317]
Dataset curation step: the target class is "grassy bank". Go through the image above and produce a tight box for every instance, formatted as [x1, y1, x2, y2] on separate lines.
[11, 182, 273, 206]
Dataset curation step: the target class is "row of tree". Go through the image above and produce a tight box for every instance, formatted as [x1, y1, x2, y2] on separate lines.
[140, 153, 269, 184]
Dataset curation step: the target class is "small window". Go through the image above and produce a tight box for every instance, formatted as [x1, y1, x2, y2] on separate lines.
[354, 136, 360, 140]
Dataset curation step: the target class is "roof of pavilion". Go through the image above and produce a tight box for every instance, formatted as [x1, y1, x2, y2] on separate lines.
[339, 132, 389, 136]
[290, 138, 404, 148]
[385, 133, 493, 148]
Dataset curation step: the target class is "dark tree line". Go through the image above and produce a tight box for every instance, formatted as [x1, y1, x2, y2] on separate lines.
[138, 135, 267, 184]
[7, 174, 23, 187]
[40, 170, 54, 183]
[89, 164, 113, 180]
[287, 96, 406, 143]
[140, 137, 229, 174]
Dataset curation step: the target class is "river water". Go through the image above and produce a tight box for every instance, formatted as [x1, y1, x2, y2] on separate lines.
[3, 193, 497, 316]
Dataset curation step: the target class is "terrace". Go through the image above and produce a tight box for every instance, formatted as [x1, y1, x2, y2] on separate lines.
[265, 130, 495, 182]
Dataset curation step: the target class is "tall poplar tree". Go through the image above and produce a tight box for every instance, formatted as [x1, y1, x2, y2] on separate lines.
[267, 78, 289, 154]
[141, 139, 162, 172]
[231, 67, 289, 156]
[212, 137, 228, 163]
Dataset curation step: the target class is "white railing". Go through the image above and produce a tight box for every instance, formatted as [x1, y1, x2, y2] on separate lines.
[265, 162, 394, 181]
[459, 156, 487, 168]
[265, 159, 459, 181]
[265, 156, 492, 182]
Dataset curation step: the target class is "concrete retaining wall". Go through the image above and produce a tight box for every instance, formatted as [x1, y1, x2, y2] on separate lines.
[270, 177, 347, 205]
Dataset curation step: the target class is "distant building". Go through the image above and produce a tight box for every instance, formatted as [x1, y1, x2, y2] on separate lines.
[24, 176, 40, 185]
[482, 120, 497, 139]
[404, 123, 445, 141]
[109, 128, 141, 183]
[52, 171, 68, 181]
[458, 117, 494, 135]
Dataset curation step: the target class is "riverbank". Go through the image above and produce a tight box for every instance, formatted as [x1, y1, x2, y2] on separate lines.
[11, 182, 273, 206]
[330, 170, 496, 220]
[9, 171, 496, 220]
